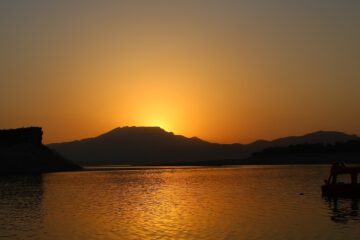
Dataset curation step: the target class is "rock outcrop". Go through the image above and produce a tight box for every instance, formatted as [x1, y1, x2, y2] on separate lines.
[0, 127, 81, 173]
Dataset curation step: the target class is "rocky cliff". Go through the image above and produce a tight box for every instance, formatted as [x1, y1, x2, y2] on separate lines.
[0, 127, 81, 173]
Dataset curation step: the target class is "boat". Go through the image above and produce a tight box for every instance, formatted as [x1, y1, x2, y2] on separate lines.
[322, 162, 360, 197]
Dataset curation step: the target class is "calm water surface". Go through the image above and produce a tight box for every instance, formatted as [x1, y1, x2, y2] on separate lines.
[0, 165, 359, 240]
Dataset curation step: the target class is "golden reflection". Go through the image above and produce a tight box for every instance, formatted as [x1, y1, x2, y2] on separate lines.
[41, 170, 241, 239]
[40, 167, 348, 239]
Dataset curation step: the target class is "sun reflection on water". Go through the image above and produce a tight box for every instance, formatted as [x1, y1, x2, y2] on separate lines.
[2, 166, 359, 240]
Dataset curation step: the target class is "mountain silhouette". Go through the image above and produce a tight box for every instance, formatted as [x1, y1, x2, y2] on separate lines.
[48, 127, 359, 166]
[48, 127, 246, 165]
[247, 131, 359, 150]
[0, 127, 81, 173]
[245, 139, 360, 165]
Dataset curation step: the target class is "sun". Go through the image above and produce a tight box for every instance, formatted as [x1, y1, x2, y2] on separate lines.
[142, 116, 172, 131]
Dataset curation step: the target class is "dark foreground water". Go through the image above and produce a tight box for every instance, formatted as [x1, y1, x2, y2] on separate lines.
[0, 165, 359, 240]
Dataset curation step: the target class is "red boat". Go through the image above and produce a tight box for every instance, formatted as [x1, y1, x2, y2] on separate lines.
[322, 163, 360, 197]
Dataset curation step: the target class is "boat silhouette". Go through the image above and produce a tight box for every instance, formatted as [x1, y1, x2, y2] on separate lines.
[322, 163, 360, 197]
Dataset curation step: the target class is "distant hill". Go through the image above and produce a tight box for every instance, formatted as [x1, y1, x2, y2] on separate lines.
[48, 127, 247, 165]
[0, 127, 81, 173]
[244, 140, 360, 165]
[247, 131, 359, 150]
[48, 127, 359, 166]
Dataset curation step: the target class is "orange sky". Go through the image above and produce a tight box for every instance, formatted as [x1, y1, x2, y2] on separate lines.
[1, 1, 360, 144]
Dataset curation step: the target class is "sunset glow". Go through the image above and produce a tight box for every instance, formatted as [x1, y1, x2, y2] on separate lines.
[1, 1, 359, 144]
[1, 2, 360, 239]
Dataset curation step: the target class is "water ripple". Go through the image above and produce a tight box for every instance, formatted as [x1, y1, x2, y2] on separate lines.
[0, 166, 359, 239]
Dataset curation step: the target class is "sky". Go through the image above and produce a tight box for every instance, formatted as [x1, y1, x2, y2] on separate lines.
[1, 0, 360, 144]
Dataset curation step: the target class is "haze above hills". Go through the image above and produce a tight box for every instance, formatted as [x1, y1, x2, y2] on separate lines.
[48, 127, 359, 166]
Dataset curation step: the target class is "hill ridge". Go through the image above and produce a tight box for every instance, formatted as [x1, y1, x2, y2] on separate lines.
[48, 126, 359, 166]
